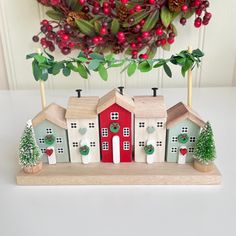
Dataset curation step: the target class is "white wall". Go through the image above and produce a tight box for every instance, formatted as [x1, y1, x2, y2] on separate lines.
[0, 0, 235, 90]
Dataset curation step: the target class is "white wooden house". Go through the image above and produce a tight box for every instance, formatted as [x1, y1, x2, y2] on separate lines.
[134, 91, 167, 164]
[65, 94, 100, 164]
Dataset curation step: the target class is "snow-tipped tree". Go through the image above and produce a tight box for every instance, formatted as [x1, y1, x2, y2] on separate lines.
[19, 120, 42, 167]
[194, 121, 216, 164]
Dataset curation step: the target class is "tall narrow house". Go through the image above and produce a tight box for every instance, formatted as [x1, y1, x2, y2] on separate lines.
[97, 88, 135, 163]
[66, 90, 100, 164]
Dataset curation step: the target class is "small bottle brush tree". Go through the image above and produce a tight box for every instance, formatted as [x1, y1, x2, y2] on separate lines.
[19, 121, 42, 168]
[194, 121, 216, 165]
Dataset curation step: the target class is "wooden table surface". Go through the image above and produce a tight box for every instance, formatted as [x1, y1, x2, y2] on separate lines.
[0, 87, 235, 236]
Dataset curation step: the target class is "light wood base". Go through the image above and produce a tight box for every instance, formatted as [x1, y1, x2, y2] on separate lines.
[16, 162, 221, 185]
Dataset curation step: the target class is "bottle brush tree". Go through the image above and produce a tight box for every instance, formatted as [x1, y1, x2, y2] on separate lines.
[19, 120, 42, 167]
[194, 121, 216, 164]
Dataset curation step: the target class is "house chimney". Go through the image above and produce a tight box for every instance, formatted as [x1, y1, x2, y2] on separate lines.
[75, 89, 82, 98]
[152, 87, 158, 97]
[118, 86, 124, 95]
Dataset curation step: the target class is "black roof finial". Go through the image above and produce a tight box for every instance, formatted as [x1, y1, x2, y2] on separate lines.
[75, 89, 82, 98]
[118, 86, 124, 95]
[152, 87, 158, 97]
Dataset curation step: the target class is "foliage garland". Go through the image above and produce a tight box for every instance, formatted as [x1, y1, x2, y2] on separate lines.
[26, 48, 204, 81]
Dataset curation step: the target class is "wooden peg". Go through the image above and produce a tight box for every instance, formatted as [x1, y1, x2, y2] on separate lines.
[37, 48, 46, 110]
[187, 46, 193, 108]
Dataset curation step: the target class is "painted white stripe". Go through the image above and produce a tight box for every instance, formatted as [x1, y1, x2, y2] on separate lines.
[112, 135, 120, 164]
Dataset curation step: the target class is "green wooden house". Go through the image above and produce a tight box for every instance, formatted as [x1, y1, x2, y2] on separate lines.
[166, 102, 205, 163]
[32, 103, 70, 163]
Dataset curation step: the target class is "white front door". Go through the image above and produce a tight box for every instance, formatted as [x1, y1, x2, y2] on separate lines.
[112, 136, 120, 164]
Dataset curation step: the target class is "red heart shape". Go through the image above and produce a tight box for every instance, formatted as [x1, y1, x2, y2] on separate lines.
[180, 148, 188, 156]
[45, 148, 53, 157]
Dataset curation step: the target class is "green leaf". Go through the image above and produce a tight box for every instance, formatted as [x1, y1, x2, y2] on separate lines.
[183, 9, 195, 19]
[111, 19, 120, 35]
[123, 10, 150, 27]
[44, 50, 54, 60]
[32, 61, 41, 81]
[162, 43, 170, 51]
[192, 49, 204, 58]
[109, 60, 125, 68]
[138, 61, 152, 72]
[94, 21, 102, 34]
[66, 0, 82, 11]
[160, 7, 172, 28]
[67, 62, 79, 72]
[26, 53, 38, 60]
[52, 63, 64, 75]
[88, 59, 100, 70]
[127, 61, 137, 77]
[63, 67, 71, 77]
[171, 23, 178, 36]
[146, 43, 157, 59]
[46, 10, 63, 21]
[41, 69, 48, 81]
[77, 57, 89, 62]
[142, 10, 159, 32]
[77, 63, 88, 79]
[153, 60, 166, 68]
[34, 54, 46, 64]
[163, 63, 172, 78]
[75, 19, 95, 37]
[105, 53, 114, 61]
[181, 59, 194, 77]
[98, 64, 108, 81]
[89, 53, 104, 61]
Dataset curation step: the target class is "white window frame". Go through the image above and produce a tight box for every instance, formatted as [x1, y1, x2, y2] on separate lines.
[46, 128, 53, 134]
[71, 123, 77, 129]
[157, 122, 163, 128]
[90, 142, 96, 147]
[39, 138, 45, 144]
[123, 128, 130, 137]
[156, 141, 162, 147]
[41, 148, 46, 153]
[89, 123, 95, 128]
[123, 141, 130, 151]
[139, 122, 145, 128]
[102, 128, 108, 137]
[189, 147, 194, 153]
[139, 141, 145, 147]
[182, 127, 188, 133]
[190, 136, 196, 143]
[56, 137, 63, 143]
[57, 148, 64, 154]
[171, 137, 178, 143]
[102, 142, 109, 150]
[72, 142, 78, 148]
[110, 112, 119, 120]
[171, 147, 177, 153]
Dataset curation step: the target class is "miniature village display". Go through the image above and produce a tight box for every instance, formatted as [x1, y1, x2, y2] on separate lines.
[16, 0, 221, 185]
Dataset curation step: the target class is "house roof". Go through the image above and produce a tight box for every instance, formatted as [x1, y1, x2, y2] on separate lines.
[97, 89, 135, 114]
[32, 103, 67, 129]
[65, 96, 99, 119]
[134, 96, 167, 118]
[167, 102, 205, 129]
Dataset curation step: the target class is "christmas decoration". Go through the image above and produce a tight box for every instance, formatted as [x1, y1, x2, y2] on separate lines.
[178, 133, 189, 143]
[109, 122, 120, 133]
[144, 144, 155, 155]
[33, 0, 212, 58]
[79, 145, 90, 156]
[193, 121, 216, 164]
[45, 134, 55, 145]
[19, 121, 42, 169]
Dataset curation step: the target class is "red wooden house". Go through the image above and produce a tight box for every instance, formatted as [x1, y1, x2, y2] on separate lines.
[97, 89, 135, 163]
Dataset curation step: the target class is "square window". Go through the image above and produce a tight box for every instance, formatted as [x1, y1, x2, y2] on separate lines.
[102, 128, 108, 137]
[171, 147, 177, 153]
[90, 142, 96, 147]
[189, 147, 194, 153]
[57, 148, 64, 154]
[139, 122, 145, 128]
[39, 138, 45, 144]
[157, 122, 163, 128]
[110, 112, 119, 120]
[72, 142, 78, 148]
[190, 137, 196, 143]
[139, 141, 145, 147]
[123, 141, 130, 150]
[71, 123, 77, 129]
[156, 141, 162, 147]
[89, 123, 95, 128]
[56, 137, 63, 143]
[102, 142, 109, 150]
[172, 137, 178, 142]
[123, 128, 130, 137]
[46, 128, 53, 134]
[41, 148, 46, 153]
[182, 127, 188, 133]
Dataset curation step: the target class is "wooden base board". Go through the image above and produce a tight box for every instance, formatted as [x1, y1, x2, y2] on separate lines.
[16, 162, 221, 185]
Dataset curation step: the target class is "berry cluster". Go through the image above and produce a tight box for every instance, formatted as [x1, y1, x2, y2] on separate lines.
[33, 0, 212, 58]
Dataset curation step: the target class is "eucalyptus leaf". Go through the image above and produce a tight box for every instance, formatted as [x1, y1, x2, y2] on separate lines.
[127, 62, 137, 77]
[142, 10, 159, 32]
[160, 7, 172, 28]
[52, 63, 64, 75]
[94, 21, 102, 34]
[98, 64, 108, 81]
[63, 67, 71, 77]
[41, 69, 48, 81]
[77, 63, 88, 79]
[111, 19, 120, 35]
[75, 19, 95, 37]
[46, 10, 63, 21]
[163, 63, 172, 78]
[138, 61, 152, 72]
[88, 59, 100, 70]
[32, 61, 41, 81]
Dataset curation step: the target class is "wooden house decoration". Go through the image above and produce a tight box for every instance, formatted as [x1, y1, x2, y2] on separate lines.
[166, 102, 205, 164]
[97, 88, 135, 163]
[65, 90, 100, 164]
[32, 103, 70, 164]
[134, 88, 167, 164]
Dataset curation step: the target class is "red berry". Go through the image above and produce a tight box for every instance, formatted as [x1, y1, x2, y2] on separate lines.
[156, 39, 162, 47]
[161, 38, 167, 45]
[132, 50, 138, 56]
[180, 17, 187, 25]
[194, 17, 202, 28]
[142, 31, 149, 38]
[195, 8, 202, 16]
[92, 6, 100, 14]
[121, 0, 128, 3]
[129, 8, 135, 14]
[61, 47, 71, 55]
[130, 42, 136, 49]
[79, 0, 86, 5]
[204, 12, 212, 20]
[68, 42, 75, 48]
[100, 27, 107, 35]
[139, 53, 148, 60]
[137, 36, 142, 42]
[93, 36, 100, 44]
[167, 37, 174, 44]
[32, 35, 39, 42]
[155, 28, 163, 36]
[103, 2, 109, 7]
[98, 36, 103, 42]
[49, 45, 55, 52]
[82, 6, 90, 13]
[41, 19, 49, 26]
[117, 31, 125, 39]
[194, 0, 201, 7]
[140, 19, 145, 26]
[135, 4, 142, 11]
[181, 5, 188, 12]
[50, 0, 61, 6]
[148, 0, 155, 4]
[103, 7, 110, 15]
[46, 25, 53, 31]
[93, 1, 100, 7]
[61, 34, 70, 41]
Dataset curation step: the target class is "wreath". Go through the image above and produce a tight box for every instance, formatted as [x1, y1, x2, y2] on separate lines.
[178, 133, 189, 143]
[110, 122, 120, 133]
[79, 145, 90, 155]
[45, 134, 55, 145]
[33, 0, 212, 58]
[144, 144, 155, 155]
